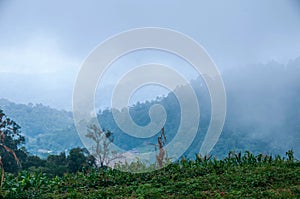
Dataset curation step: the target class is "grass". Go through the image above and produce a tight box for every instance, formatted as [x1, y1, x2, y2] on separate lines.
[1, 150, 299, 198]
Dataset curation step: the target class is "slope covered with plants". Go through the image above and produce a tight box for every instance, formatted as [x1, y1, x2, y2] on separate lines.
[1, 150, 299, 198]
[1, 59, 300, 159]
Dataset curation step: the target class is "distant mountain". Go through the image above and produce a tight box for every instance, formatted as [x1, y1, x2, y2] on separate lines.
[0, 98, 82, 157]
[97, 77, 278, 159]
[97, 57, 300, 158]
[0, 58, 300, 158]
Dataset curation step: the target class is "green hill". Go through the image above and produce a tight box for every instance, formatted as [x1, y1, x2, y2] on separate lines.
[0, 98, 82, 157]
[1, 151, 299, 198]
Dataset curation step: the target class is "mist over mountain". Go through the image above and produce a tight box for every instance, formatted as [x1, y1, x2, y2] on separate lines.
[0, 57, 299, 158]
[223, 57, 300, 155]
[1, 1, 300, 196]
[0, 72, 76, 110]
[97, 57, 300, 158]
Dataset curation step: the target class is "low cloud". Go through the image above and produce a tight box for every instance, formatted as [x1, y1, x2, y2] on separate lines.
[0, 35, 79, 74]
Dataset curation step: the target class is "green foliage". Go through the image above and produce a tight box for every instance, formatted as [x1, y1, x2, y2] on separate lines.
[0, 99, 82, 157]
[19, 148, 95, 177]
[0, 109, 26, 173]
[0, 151, 299, 198]
[45, 152, 68, 177]
[67, 147, 95, 173]
[22, 155, 46, 169]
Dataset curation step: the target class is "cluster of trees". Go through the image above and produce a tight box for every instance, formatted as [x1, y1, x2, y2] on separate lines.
[0, 108, 96, 177]
[22, 148, 96, 177]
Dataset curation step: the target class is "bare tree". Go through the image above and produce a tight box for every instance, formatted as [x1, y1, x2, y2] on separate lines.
[156, 127, 167, 169]
[85, 124, 121, 168]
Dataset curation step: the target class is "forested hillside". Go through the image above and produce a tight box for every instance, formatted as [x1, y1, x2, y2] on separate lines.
[0, 93, 270, 159]
[0, 59, 299, 159]
[0, 98, 82, 157]
[0, 58, 299, 159]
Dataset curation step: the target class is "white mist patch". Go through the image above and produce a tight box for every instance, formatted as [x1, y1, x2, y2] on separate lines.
[0, 35, 79, 74]
[94, 49, 199, 110]
[128, 84, 169, 106]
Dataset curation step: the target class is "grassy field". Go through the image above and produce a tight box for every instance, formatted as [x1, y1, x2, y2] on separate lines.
[1, 151, 300, 198]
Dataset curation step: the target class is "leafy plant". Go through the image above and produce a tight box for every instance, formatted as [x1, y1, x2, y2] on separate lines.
[0, 150, 299, 198]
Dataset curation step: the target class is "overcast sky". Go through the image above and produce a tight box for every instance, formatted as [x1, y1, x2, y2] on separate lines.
[0, 0, 300, 109]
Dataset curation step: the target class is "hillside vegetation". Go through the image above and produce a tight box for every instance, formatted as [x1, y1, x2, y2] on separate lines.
[1, 150, 299, 198]
[1, 59, 300, 158]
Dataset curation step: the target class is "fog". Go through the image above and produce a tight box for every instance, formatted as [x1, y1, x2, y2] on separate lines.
[1, 0, 300, 109]
[0, 1, 299, 155]
[223, 57, 300, 154]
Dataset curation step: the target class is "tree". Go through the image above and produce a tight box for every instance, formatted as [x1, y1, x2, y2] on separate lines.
[22, 155, 46, 170]
[156, 127, 167, 168]
[0, 109, 26, 186]
[46, 152, 68, 176]
[67, 147, 95, 173]
[85, 124, 121, 168]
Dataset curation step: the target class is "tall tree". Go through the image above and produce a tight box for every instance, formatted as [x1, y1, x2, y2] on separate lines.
[156, 127, 167, 168]
[0, 109, 26, 178]
[86, 124, 121, 167]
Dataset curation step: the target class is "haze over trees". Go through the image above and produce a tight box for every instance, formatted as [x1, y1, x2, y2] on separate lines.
[0, 58, 299, 197]
[0, 58, 300, 159]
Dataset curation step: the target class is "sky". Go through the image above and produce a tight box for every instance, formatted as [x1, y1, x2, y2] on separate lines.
[0, 0, 300, 110]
